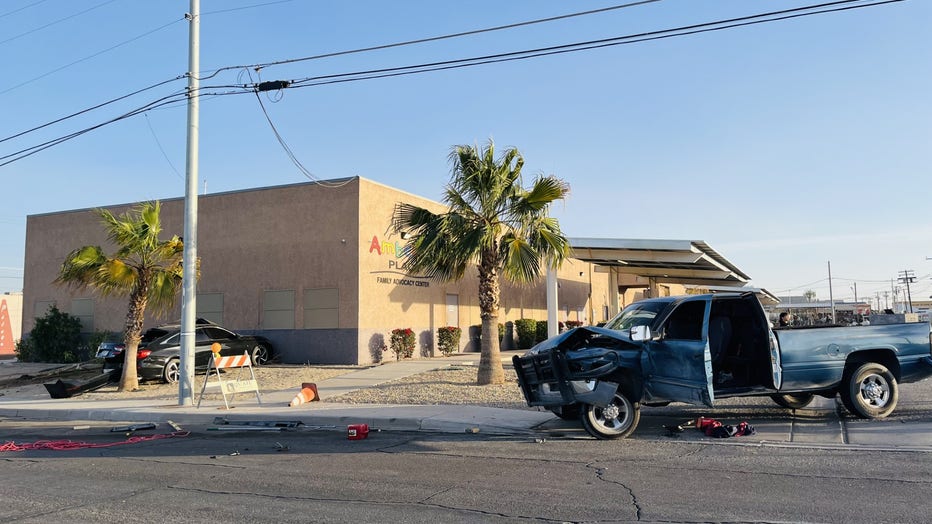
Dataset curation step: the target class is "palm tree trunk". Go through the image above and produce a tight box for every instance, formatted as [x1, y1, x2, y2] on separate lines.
[476, 251, 505, 385]
[118, 279, 149, 392]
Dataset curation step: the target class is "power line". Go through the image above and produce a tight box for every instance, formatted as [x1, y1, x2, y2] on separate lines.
[196, 0, 662, 80]
[0, 0, 50, 19]
[0, 0, 902, 169]
[202, 0, 295, 17]
[143, 114, 183, 180]
[0, 91, 192, 166]
[4, 1, 297, 95]
[251, 87, 354, 188]
[0, 0, 122, 46]
[0, 85, 246, 167]
[0, 76, 185, 145]
[282, 0, 901, 89]
[1, 17, 184, 95]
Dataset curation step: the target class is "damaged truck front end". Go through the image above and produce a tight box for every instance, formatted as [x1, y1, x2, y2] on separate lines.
[513, 326, 645, 439]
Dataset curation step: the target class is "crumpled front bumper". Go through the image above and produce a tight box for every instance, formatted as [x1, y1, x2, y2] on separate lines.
[512, 350, 619, 408]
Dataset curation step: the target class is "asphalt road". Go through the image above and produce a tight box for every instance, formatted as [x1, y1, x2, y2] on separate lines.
[2, 414, 930, 523]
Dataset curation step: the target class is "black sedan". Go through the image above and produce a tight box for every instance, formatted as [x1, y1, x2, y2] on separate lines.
[100, 322, 274, 383]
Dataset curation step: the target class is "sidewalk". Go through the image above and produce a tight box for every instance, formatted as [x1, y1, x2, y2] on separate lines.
[0, 352, 554, 436]
[2, 354, 931, 451]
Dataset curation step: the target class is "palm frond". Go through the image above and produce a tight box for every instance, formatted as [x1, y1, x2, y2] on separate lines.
[500, 234, 542, 284]
[55, 245, 107, 288]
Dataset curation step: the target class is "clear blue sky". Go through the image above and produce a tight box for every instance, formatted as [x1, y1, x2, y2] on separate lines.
[1, 0, 930, 308]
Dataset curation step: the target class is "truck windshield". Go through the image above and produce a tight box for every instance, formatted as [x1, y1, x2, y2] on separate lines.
[604, 301, 669, 331]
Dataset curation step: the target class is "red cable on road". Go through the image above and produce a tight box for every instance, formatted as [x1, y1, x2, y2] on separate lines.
[0, 431, 190, 452]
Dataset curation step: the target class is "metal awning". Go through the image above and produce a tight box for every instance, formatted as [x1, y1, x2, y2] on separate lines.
[569, 237, 751, 287]
[544, 237, 757, 338]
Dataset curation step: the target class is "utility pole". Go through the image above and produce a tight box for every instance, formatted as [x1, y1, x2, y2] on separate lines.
[179, 0, 200, 406]
[898, 269, 916, 313]
[827, 261, 835, 323]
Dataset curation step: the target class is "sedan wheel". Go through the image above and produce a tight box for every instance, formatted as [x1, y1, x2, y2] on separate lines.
[162, 359, 180, 384]
[580, 390, 640, 440]
[251, 344, 270, 366]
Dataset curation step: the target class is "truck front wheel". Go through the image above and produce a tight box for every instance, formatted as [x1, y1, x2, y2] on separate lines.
[840, 362, 898, 419]
[580, 391, 640, 439]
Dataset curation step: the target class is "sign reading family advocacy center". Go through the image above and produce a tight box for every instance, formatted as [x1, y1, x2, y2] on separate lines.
[368, 234, 430, 288]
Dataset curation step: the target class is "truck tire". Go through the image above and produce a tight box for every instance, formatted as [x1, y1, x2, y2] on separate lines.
[580, 391, 640, 439]
[840, 362, 898, 419]
[770, 393, 815, 409]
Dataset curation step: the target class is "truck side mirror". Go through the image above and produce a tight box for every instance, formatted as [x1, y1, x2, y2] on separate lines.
[630, 325, 651, 341]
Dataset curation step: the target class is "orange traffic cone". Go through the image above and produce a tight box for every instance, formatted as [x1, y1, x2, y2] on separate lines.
[289, 382, 320, 407]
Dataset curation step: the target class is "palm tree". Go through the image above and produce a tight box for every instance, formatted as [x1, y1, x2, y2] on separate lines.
[392, 140, 570, 385]
[55, 202, 187, 392]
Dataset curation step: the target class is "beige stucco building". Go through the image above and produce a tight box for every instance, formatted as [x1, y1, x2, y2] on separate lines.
[23, 177, 671, 364]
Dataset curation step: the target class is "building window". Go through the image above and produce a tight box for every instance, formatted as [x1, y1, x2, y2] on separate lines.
[34, 300, 55, 318]
[197, 293, 224, 325]
[304, 288, 338, 329]
[263, 290, 295, 329]
[71, 298, 94, 333]
[445, 294, 459, 327]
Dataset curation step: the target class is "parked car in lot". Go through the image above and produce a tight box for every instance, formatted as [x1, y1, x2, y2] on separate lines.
[99, 320, 274, 383]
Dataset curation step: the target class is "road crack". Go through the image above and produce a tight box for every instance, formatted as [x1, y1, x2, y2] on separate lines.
[587, 462, 642, 521]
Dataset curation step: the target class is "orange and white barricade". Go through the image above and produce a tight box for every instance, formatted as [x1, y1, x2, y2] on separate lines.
[197, 350, 261, 409]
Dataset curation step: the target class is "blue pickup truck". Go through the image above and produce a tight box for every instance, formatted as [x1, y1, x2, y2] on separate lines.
[513, 292, 932, 439]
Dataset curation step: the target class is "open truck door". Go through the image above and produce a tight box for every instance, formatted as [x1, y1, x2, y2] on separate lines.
[640, 295, 715, 407]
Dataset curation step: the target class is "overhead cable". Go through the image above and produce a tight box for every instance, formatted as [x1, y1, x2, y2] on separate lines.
[196, 0, 662, 80]
[1, 17, 184, 95]
[0, 0, 121, 46]
[283, 0, 902, 90]
[0, 0, 902, 168]
[0, 75, 185, 145]
[0, 0, 50, 19]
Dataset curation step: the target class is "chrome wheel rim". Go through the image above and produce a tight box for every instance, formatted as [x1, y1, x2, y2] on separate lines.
[859, 373, 890, 408]
[591, 394, 633, 435]
[252, 345, 269, 365]
[164, 361, 180, 383]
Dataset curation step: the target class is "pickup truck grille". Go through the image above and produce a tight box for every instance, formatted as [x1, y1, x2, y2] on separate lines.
[512, 351, 575, 406]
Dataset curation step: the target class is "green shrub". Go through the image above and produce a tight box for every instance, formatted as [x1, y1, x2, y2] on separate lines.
[14, 337, 38, 362]
[17, 306, 84, 363]
[514, 319, 537, 349]
[437, 326, 462, 357]
[498, 322, 505, 341]
[389, 328, 416, 360]
[536, 321, 566, 343]
[85, 330, 115, 359]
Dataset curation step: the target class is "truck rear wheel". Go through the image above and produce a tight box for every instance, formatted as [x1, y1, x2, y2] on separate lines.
[580, 391, 640, 439]
[840, 362, 898, 419]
